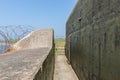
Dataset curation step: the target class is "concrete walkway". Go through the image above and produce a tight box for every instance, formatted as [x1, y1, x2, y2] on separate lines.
[54, 47, 79, 80]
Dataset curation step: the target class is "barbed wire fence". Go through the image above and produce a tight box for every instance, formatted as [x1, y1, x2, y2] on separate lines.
[0, 25, 33, 52]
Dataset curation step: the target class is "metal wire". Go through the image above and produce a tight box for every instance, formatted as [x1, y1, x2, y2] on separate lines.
[0, 25, 33, 52]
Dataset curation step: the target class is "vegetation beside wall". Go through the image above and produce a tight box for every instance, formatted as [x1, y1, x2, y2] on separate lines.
[55, 38, 65, 47]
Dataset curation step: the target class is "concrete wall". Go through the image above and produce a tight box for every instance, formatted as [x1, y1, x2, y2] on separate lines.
[66, 0, 120, 80]
[34, 47, 55, 80]
[0, 28, 55, 80]
[4, 28, 54, 53]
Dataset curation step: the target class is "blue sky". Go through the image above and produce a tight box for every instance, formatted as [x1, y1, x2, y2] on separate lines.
[0, 0, 77, 38]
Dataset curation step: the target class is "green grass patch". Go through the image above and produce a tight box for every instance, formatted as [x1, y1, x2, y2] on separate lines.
[0, 39, 19, 43]
[55, 38, 65, 47]
[8, 39, 19, 43]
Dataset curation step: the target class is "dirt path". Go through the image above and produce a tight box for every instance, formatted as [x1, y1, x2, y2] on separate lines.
[54, 47, 79, 80]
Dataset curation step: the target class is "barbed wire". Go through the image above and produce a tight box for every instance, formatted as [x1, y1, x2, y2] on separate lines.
[0, 25, 33, 52]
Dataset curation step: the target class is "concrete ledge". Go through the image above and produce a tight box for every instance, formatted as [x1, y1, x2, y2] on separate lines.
[0, 28, 55, 80]
[34, 47, 55, 80]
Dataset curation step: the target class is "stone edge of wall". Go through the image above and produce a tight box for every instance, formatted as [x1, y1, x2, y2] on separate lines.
[33, 46, 55, 80]
[33, 28, 55, 80]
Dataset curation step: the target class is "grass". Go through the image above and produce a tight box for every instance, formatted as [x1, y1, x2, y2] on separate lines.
[55, 38, 65, 47]
[55, 38, 65, 54]
[0, 39, 19, 43]
[8, 39, 19, 43]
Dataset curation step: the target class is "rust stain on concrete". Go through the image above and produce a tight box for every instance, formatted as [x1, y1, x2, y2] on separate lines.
[3, 47, 16, 53]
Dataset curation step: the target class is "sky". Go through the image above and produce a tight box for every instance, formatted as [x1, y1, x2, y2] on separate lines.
[0, 0, 77, 38]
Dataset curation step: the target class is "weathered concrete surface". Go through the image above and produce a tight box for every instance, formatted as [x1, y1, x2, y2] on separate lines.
[0, 48, 49, 80]
[54, 47, 78, 80]
[4, 28, 54, 53]
[0, 29, 55, 80]
[66, 0, 120, 80]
